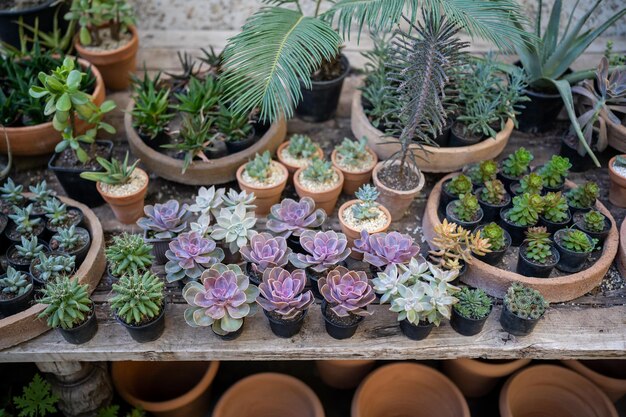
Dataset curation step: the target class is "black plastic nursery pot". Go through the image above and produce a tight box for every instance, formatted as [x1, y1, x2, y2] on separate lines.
[517, 87, 564, 133]
[499, 305, 541, 337]
[306, 268, 326, 299]
[0, 277, 34, 317]
[497, 168, 529, 195]
[539, 212, 572, 235]
[516, 243, 559, 278]
[321, 301, 363, 340]
[264, 309, 307, 338]
[225, 131, 256, 155]
[214, 321, 244, 341]
[51, 227, 91, 266]
[295, 55, 350, 122]
[48, 141, 114, 208]
[59, 312, 98, 345]
[45, 207, 84, 237]
[0, 0, 68, 48]
[445, 201, 483, 230]
[399, 319, 434, 341]
[287, 234, 306, 254]
[204, 141, 228, 159]
[143, 230, 171, 265]
[574, 218, 611, 245]
[477, 190, 511, 223]
[553, 229, 594, 273]
[245, 262, 263, 286]
[117, 306, 166, 343]
[438, 179, 459, 214]
[559, 138, 596, 173]
[141, 131, 170, 151]
[6, 241, 49, 272]
[5, 222, 45, 245]
[474, 228, 511, 266]
[567, 200, 594, 216]
[450, 307, 491, 337]
[432, 119, 453, 147]
[499, 208, 531, 247]
[448, 122, 484, 147]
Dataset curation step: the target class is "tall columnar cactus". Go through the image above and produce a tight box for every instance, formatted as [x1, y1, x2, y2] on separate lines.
[289, 230, 351, 273]
[319, 266, 375, 317]
[165, 232, 225, 283]
[266, 197, 326, 238]
[256, 267, 313, 320]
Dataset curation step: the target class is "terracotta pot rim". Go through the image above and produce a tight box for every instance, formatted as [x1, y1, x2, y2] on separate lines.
[96, 167, 149, 200]
[608, 156, 626, 187]
[372, 161, 425, 195]
[74, 25, 139, 59]
[331, 148, 378, 175]
[277, 141, 324, 170]
[236, 161, 288, 190]
[338, 200, 392, 235]
[294, 166, 345, 196]
[563, 360, 626, 387]
[450, 358, 532, 377]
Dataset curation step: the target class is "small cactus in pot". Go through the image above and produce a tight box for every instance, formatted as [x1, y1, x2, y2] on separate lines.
[105, 233, 154, 278]
[500, 283, 548, 336]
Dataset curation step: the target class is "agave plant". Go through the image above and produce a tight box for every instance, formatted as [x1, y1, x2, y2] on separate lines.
[164, 232, 225, 283]
[256, 267, 313, 320]
[240, 233, 292, 276]
[319, 266, 375, 317]
[137, 200, 191, 239]
[354, 230, 420, 268]
[210, 203, 257, 253]
[289, 230, 351, 273]
[266, 197, 326, 238]
[183, 263, 259, 336]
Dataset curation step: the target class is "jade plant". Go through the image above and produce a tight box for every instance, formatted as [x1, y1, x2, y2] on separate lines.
[541, 192, 569, 223]
[210, 203, 257, 253]
[244, 151, 273, 183]
[450, 193, 480, 223]
[583, 210, 607, 233]
[445, 174, 473, 197]
[335, 137, 371, 169]
[428, 219, 492, 271]
[480, 223, 506, 252]
[480, 180, 507, 205]
[538, 155, 572, 188]
[110, 270, 165, 325]
[65, 0, 135, 47]
[319, 266, 375, 318]
[165, 232, 225, 283]
[351, 185, 381, 221]
[105, 233, 154, 277]
[506, 193, 544, 227]
[33, 253, 76, 283]
[501, 148, 533, 179]
[566, 181, 599, 210]
[354, 230, 420, 269]
[80, 152, 140, 185]
[517, 173, 544, 195]
[523, 227, 554, 264]
[290, 230, 351, 272]
[454, 287, 492, 320]
[256, 267, 314, 319]
[559, 229, 595, 253]
[38, 275, 93, 329]
[0, 266, 32, 298]
[266, 197, 326, 238]
[183, 263, 259, 336]
[9, 205, 42, 237]
[137, 200, 191, 240]
[504, 283, 548, 320]
[240, 233, 291, 277]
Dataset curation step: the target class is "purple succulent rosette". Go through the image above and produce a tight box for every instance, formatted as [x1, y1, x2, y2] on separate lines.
[354, 230, 420, 268]
[240, 232, 292, 275]
[266, 197, 326, 238]
[256, 267, 313, 320]
[137, 199, 191, 239]
[182, 263, 259, 336]
[289, 230, 351, 273]
[319, 266, 375, 317]
[165, 232, 225, 283]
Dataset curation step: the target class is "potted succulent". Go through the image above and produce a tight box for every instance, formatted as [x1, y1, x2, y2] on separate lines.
[164, 232, 225, 284]
[608, 156, 626, 207]
[0, 178, 25, 214]
[354, 230, 420, 273]
[477, 180, 511, 223]
[236, 151, 288, 215]
[539, 192, 571, 234]
[80, 152, 149, 224]
[372, 263, 411, 304]
[43, 199, 84, 236]
[497, 148, 533, 192]
[465, 160, 498, 188]
[553, 228, 596, 273]
[105, 232, 154, 279]
[446, 193, 483, 230]
[276, 134, 323, 177]
[450, 287, 492, 337]
[38, 275, 97, 344]
[566, 181, 599, 214]
[49, 225, 91, 265]
[440, 174, 473, 214]
[500, 283, 548, 336]
[318, 266, 375, 340]
[510, 173, 543, 197]
[429, 219, 492, 275]
[210, 203, 257, 262]
[0, 0, 67, 48]
[30, 252, 76, 285]
[516, 227, 560, 278]
[256, 266, 314, 338]
[294, 158, 344, 214]
[216, 104, 256, 154]
[0, 266, 34, 317]
[28, 180, 57, 218]
[338, 185, 391, 257]
[266, 196, 326, 254]
[240, 233, 291, 286]
[66, 0, 139, 90]
[537, 155, 572, 193]
[6, 205, 45, 244]
[500, 193, 544, 246]
[6, 236, 48, 272]
[289, 230, 351, 298]
[130, 72, 174, 150]
[331, 137, 378, 195]
[183, 263, 259, 340]
[189, 185, 226, 223]
[575, 210, 611, 245]
[110, 270, 166, 343]
[372, 159, 425, 221]
[475, 222, 511, 266]
[137, 199, 191, 264]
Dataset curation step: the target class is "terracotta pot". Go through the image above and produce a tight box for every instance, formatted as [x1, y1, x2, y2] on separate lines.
[213, 373, 324, 417]
[500, 364, 617, 417]
[372, 161, 425, 221]
[442, 358, 531, 398]
[563, 360, 626, 402]
[75, 25, 139, 90]
[338, 200, 391, 260]
[316, 360, 375, 389]
[112, 361, 219, 417]
[276, 141, 324, 179]
[1, 58, 105, 156]
[352, 363, 469, 417]
[293, 166, 344, 215]
[331, 148, 378, 195]
[236, 161, 288, 216]
[96, 168, 149, 224]
[608, 156, 626, 207]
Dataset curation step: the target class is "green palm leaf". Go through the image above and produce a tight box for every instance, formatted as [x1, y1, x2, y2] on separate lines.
[222, 7, 341, 123]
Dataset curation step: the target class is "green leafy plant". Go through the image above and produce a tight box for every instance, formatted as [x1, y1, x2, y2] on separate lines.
[559, 229, 594, 253]
[301, 158, 335, 184]
[110, 270, 165, 325]
[451, 193, 480, 223]
[480, 222, 506, 251]
[287, 134, 318, 160]
[468, 160, 498, 184]
[175, 75, 222, 114]
[65, 0, 135, 47]
[566, 181, 599, 209]
[215, 103, 253, 142]
[507, 193, 544, 227]
[105, 233, 154, 276]
[538, 155, 572, 188]
[541, 192, 569, 223]
[351, 184, 381, 221]
[80, 152, 140, 185]
[523, 226, 553, 264]
[13, 374, 58, 417]
[130, 71, 173, 141]
[244, 151, 272, 182]
[504, 282, 548, 320]
[360, 32, 395, 129]
[604, 41, 626, 66]
[501, 147, 533, 178]
[163, 113, 217, 173]
[454, 287, 492, 320]
[0, 266, 32, 298]
[583, 210, 607, 233]
[38, 275, 92, 329]
[335, 137, 370, 169]
[518, 173, 543, 195]
[446, 174, 473, 197]
[480, 180, 507, 205]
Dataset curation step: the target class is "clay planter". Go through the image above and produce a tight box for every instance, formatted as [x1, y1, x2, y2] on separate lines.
[351, 88, 513, 173]
[236, 161, 288, 216]
[331, 148, 378, 195]
[96, 168, 149, 224]
[293, 167, 344, 215]
[608, 156, 626, 207]
[500, 364, 617, 417]
[112, 361, 220, 417]
[442, 358, 531, 398]
[0, 194, 106, 350]
[352, 363, 470, 417]
[315, 360, 376, 389]
[338, 200, 391, 260]
[563, 360, 626, 402]
[1, 58, 105, 156]
[126, 101, 287, 185]
[421, 173, 619, 302]
[213, 373, 324, 417]
[617, 219, 626, 278]
[74, 25, 139, 91]
[606, 112, 626, 153]
[372, 161, 425, 221]
[276, 140, 324, 179]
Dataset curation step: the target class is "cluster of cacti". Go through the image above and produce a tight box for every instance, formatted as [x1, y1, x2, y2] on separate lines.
[454, 287, 492, 320]
[245, 151, 273, 182]
[165, 232, 225, 282]
[501, 147, 533, 178]
[290, 230, 351, 272]
[286, 134, 318, 159]
[518, 173, 543, 195]
[0, 267, 32, 297]
[110, 271, 165, 325]
[38, 276, 93, 329]
[559, 229, 595, 253]
[445, 174, 473, 197]
[351, 185, 381, 221]
[504, 283, 548, 320]
[267, 197, 326, 238]
[583, 210, 607, 233]
[480, 223, 506, 251]
[566, 181, 599, 209]
[541, 192, 569, 223]
[354, 230, 420, 268]
[335, 137, 370, 168]
[301, 158, 335, 184]
[319, 266, 375, 317]
[523, 227, 554, 264]
[428, 219, 492, 270]
[538, 155, 572, 187]
[451, 193, 480, 222]
[506, 193, 544, 226]
[106, 233, 154, 277]
[480, 180, 506, 205]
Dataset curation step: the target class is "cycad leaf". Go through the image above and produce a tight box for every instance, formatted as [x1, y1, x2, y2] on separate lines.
[222, 7, 341, 123]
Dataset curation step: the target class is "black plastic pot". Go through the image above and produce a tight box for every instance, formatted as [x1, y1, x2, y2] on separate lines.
[449, 121, 483, 147]
[516, 243, 559, 278]
[58, 312, 98, 345]
[143, 230, 171, 265]
[559, 137, 596, 173]
[450, 307, 491, 337]
[205, 141, 228, 159]
[477, 190, 511, 223]
[517, 87, 564, 133]
[287, 234, 306, 254]
[252, 117, 271, 137]
[539, 211, 572, 235]
[50, 226, 91, 266]
[542, 182, 566, 194]
[141, 131, 170, 151]
[5, 221, 45, 245]
[499, 208, 531, 247]
[48, 141, 114, 207]
[574, 217, 611, 246]
[295, 55, 350, 122]
[116, 306, 165, 343]
[399, 319, 433, 341]
[0, 213, 9, 255]
[45, 208, 84, 237]
[499, 304, 541, 336]
[306, 268, 327, 299]
[264, 309, 306, 338]
[214, 322, 244, 341]
[225, 131, 256, 155]
[246, 262, 263, 286]
[6, 241, 49, 272]
[432, 119, 452, 147]
[439, 179, 460, 214]
[0, 275, 34, 317]
[474, 228, 511, 266]
[0, 0, 68, 48]
[321, 301, 363, 340]
[567, 200, 594, 216]
[554, 229, 593, 273]
[445, 200, 483, 230]
[497, 167, 529, 195]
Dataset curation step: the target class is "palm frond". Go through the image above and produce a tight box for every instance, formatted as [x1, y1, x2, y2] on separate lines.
[221, 7, 341, 123]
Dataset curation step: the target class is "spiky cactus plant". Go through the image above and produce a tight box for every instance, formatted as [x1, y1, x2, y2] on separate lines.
[110, 271, 165, 325]
[503, 283, 548, 320]
[38, 276, 93, 329]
